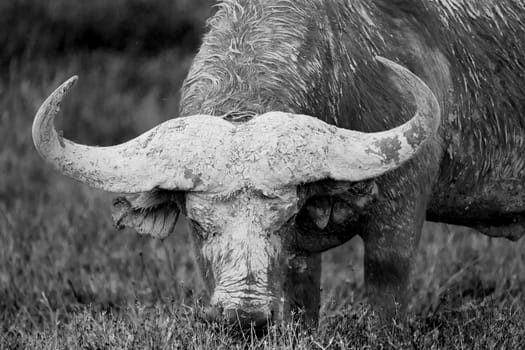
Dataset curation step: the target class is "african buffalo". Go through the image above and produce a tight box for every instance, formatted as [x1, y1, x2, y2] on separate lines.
[33, 0, 525, 328]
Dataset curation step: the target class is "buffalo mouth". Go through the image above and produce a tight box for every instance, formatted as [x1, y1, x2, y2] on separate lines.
[202, 305, 274, 330]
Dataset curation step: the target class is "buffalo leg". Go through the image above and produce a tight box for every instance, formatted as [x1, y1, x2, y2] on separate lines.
[362, 185, 429, 321]
[283, 253, 322, 327]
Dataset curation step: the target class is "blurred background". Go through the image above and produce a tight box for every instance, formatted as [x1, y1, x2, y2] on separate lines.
[0, 0, 523, 347]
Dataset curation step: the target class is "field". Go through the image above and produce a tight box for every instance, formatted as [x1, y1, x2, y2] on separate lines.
[1, 1, 524, 349]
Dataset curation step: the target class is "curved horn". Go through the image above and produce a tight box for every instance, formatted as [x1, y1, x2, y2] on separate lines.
[32, 77, 233, 193]
[33, 57, 439, 194]
[325, 56, 441, 181]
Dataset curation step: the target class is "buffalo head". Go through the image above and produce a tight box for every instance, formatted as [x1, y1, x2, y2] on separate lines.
[33, 57, 439, 328]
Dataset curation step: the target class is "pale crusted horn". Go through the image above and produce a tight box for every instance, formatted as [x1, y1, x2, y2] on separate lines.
[325, 56, 441, 181]
[32, 77, 234, 193]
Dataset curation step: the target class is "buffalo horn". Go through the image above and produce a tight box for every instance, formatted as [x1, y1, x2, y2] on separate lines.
[32, 76, 234, 193]
[323, 56, 440, 181]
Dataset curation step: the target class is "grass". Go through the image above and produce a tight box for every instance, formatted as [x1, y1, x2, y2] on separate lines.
[1, 16, 525, 350]
[0, 0, 215, 63]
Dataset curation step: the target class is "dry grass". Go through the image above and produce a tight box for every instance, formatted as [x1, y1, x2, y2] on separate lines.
[1, 6, 525, 348]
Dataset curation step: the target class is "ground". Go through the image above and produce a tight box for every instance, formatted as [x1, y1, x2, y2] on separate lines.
[1, 2, 525, 348]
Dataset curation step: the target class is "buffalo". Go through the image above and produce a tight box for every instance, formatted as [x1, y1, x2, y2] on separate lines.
[33, 0, 525, 329]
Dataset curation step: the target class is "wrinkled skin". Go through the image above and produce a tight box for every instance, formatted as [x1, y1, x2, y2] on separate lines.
[187, 188, 313, 327]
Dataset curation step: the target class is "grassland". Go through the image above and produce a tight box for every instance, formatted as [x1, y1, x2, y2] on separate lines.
[1, 1, 525, 349]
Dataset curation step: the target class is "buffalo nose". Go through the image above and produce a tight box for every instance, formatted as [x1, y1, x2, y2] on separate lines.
[203, 306, 271, 328]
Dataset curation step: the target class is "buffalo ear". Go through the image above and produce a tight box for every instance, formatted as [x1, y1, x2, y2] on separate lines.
[303, 180, 379, 231]
[111, 190, 181, 239]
